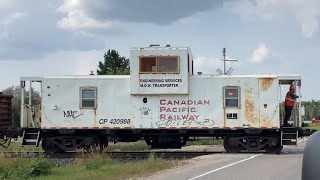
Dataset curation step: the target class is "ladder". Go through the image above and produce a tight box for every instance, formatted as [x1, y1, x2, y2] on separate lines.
[22, 128, 41, 146]
[281, 127, 298, 146]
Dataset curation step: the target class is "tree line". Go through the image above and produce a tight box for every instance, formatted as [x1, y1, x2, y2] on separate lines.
[2, 49, 320, 128]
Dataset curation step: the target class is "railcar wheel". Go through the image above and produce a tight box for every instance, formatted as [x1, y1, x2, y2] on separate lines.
[223, 137, 242, 153]
[265, 145, 283, 154]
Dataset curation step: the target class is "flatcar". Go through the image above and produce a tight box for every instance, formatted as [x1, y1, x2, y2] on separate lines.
[18, 45, 308, 153]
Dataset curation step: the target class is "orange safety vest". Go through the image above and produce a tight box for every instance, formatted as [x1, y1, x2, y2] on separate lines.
[285, 91, 295, 107]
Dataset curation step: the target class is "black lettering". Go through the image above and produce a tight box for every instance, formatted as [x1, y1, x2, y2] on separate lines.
[99, 119, 108, 124]
[63, 110, 78, 118]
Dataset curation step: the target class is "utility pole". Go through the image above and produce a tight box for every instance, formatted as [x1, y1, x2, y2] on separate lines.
[221, 48, 238, 75]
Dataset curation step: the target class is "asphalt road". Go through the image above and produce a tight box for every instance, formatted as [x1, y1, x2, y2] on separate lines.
[142, 138, 307, 180]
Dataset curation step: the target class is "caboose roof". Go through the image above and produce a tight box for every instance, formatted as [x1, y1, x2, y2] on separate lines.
[21, 74, 301, 81]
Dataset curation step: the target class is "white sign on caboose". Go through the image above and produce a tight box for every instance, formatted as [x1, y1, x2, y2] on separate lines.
[130, 47, 192, 94]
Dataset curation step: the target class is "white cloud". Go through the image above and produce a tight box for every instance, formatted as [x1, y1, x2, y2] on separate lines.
[176, 16, 197, 25]
[224, 0, 320, 38]
[0, 1, 106, 60]
[288, 0, 320, 38]
[194, 55, 242, 75]
[224, 0, 282, 21]
[56, 0, 219, 32]
[57, 0, 117, 31]
[0, 12, 27, 40]
[194, 56, 222, 74]
[0, 0, 12, 9]
[0, 50, 103, 90]
[250, 43, 269, 63]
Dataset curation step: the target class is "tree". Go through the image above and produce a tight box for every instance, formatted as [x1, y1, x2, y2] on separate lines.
[2, 85, 41, 128]
[97, 49, 130, 75]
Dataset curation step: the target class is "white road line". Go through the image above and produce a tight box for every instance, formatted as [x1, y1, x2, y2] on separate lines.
[187, 154, 263, 180]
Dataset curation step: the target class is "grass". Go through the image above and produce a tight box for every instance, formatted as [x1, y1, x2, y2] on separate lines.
[0, 141, 150, 152]
[0, 140, 42, 152]
[0, 137, 217, 179]
[107, 141, 151, 151]
[0, 154, 180, 180]
[303, 124, 320, 131]
[186, 138, 223, 146]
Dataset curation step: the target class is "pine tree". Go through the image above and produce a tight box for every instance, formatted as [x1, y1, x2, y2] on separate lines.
[96, 49, 130, 75]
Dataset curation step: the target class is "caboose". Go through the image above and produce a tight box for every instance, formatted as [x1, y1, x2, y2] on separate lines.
[20, 45, 304, 153]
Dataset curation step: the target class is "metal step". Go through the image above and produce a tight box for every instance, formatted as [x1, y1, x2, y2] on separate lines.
[282, 133, 297, 139]
[22, 129, 41, 146]
[22, 141, 38, 145]
[282, 139, 297, 146]
[23, 133, 39, 139]
[281, 127, 298, 133]
[22, 139, 38, 145]
[24, 128, 40, 133]
[281, 128, 298, 146]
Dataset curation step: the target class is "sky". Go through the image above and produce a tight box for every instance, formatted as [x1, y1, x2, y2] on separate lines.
[0, 0, 319, 101]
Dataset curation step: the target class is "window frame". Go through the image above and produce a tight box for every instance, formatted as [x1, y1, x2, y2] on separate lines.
[80, 87, 97, 109]
[223, 86, 241, 108]
[139, 56, 180, 74]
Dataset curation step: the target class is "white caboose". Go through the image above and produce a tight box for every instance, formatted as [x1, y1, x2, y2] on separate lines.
[20, 45, 303, 153]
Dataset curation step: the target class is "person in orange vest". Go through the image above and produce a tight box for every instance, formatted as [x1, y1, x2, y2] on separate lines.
[283, 84, 299, 127]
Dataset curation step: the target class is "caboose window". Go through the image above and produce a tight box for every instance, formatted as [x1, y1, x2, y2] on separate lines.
[80, 87, 97, 109]
[224, 87, 240, 107]
[140, 57, 157, 72]
[139, 56, 179, 73]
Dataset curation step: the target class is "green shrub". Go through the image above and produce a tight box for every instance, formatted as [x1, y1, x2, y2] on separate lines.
[0, 157, 54, 179]
[24, 157, 54, 177]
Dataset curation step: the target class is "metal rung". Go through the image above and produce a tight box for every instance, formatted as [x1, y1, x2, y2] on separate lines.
[22, 142, 37, 145]
[282, 141, 297, 145]
[24, 139, 38, 142]
[282, 133, 297, 134]
[282, 139, 297, 141]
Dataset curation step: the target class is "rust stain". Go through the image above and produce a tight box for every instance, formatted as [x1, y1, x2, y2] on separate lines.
[260, 78, 275, 91]
[94, 109, 97, 127]
[245, 88, 258, 126]
[261, 118, 271, 127]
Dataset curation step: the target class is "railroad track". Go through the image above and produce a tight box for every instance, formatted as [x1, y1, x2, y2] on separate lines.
[106, 151, 222, 159]
[0, 151, 223, 159]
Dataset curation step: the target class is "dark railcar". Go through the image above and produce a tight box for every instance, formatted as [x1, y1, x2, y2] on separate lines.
[0, 92, 13, 131]
[0, 92, 18, 147]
